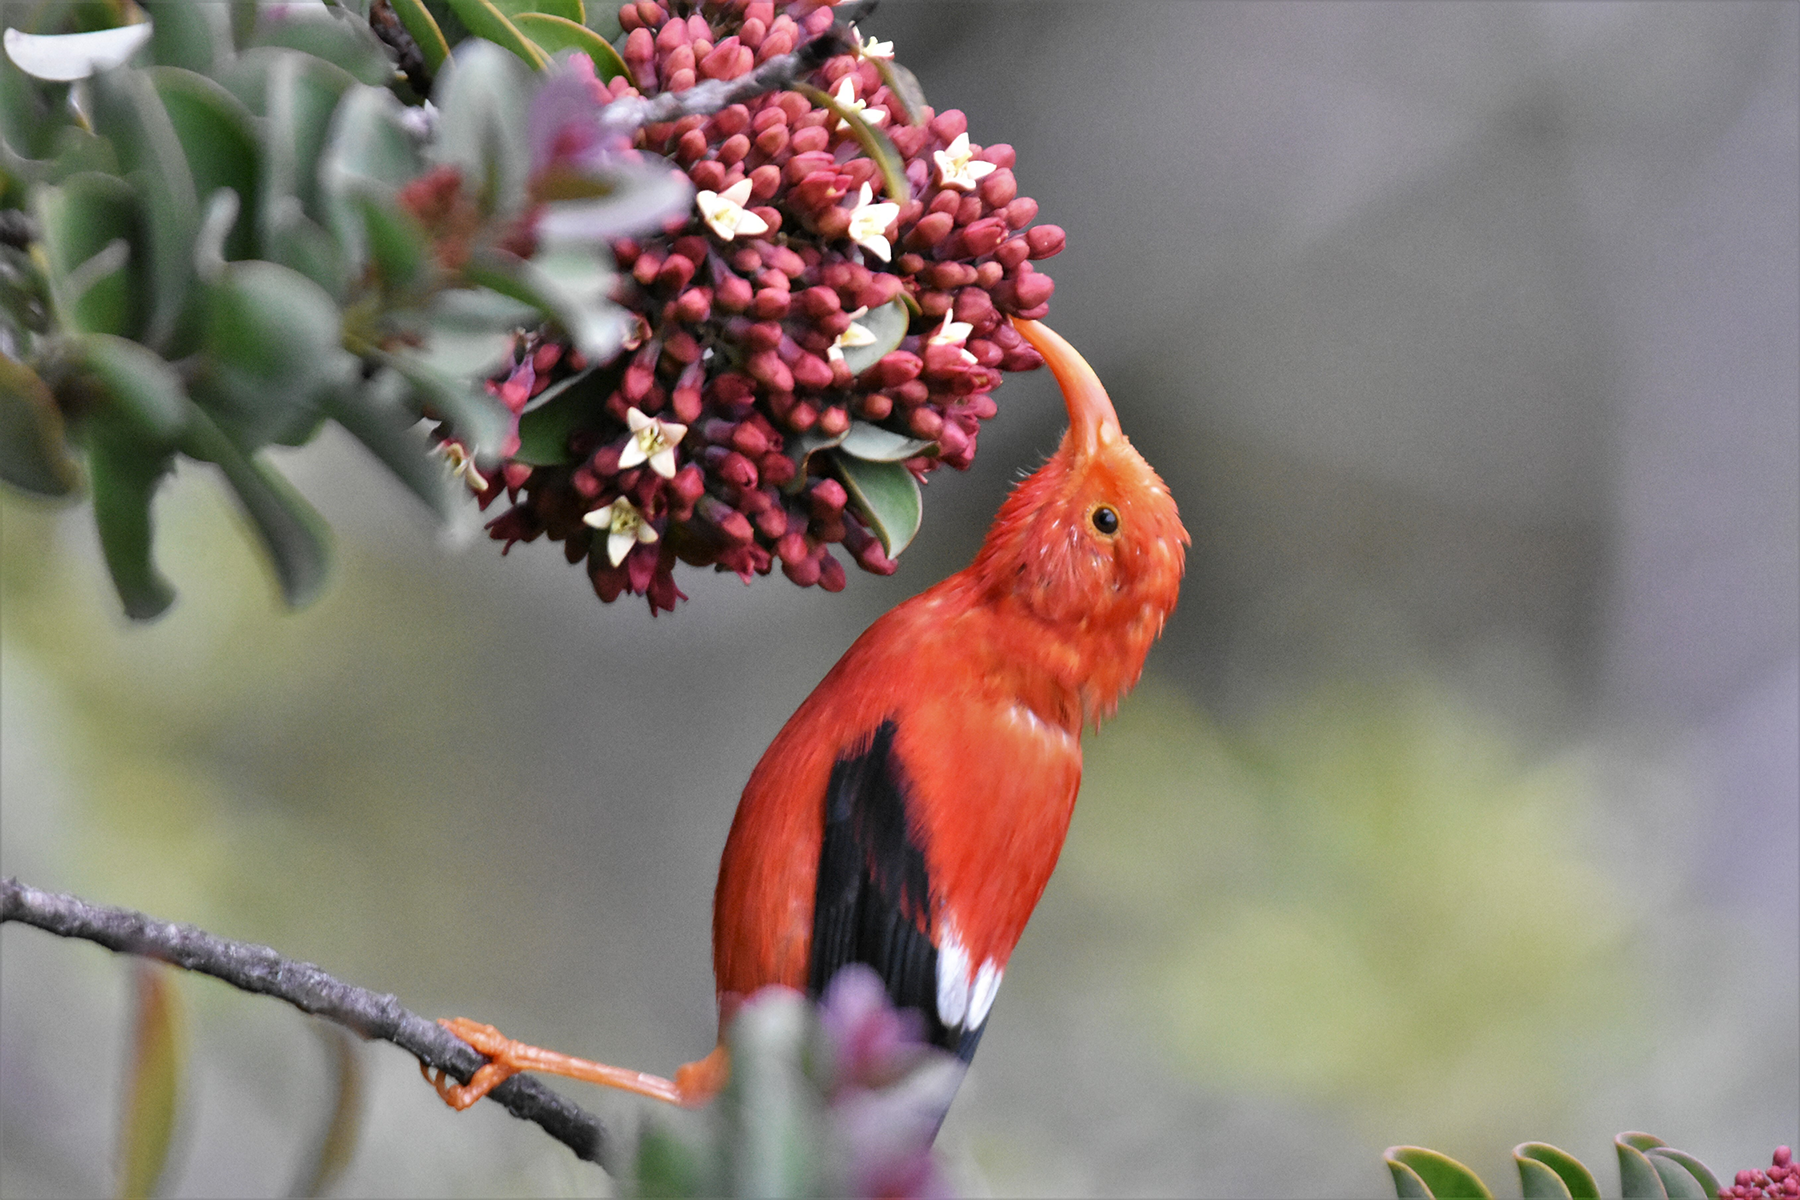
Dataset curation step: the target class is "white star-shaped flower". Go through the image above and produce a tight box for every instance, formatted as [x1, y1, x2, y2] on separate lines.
[851, 25, 894, 61]
[436, 441, 488, 492]
[932, 132, 996, 193]
[826, 306, 876, 363]
[696, 178, 768, 241]
[619, 408, 687, 479]
[832, 75, 887, 131]
[927, 313, 978, 364]
[845, 184, 899, 262]
[583, 497, 659, 566]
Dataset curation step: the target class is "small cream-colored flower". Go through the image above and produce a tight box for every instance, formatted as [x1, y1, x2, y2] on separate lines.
[583, 497, 659, 566]
[832, 75, 887, 131]
[845, 184, 899, 262]
[927, 313, 978, 364]
[851, 25, 893, 61]
[696, 178, 768, 241]
[827, 306, 876, 364]
[933, 132, 996, 193]
[620, 408, 687, 479]
[436, 441, 488, 493]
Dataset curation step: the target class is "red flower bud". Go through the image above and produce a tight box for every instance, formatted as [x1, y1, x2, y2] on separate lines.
[978, 167, 1017, 208]
[786, 400, 817, 431]
[929, 110, 968, 142]
[1013, 266, 1054, 310]
[907, 406, 944, 438]
[818, 550, 846, 592]
[995, 238, 1030, 271]
[657, 253, 695, 292]
[675, 127, 707, 163]
[674, 286, 712, 322]
[818, 405, 850, 437]
[807, 477, 847, 516]
[798, 286, 841, 319]
[752, 287, 790, 319]
[746, 349, 793, 392]
[792, 351, 833, 390]
[1002, 197, 1039, 229]
[625, 25, 655, 63]
[716, 275, 754, 313]
[904, 211, 954, 250]
[790, 124, 830, 155]
[754, 504, 787, 540]
[782, 552, 821, 587]
[873, 351, 923, 387]
[857, 391, 893, 420]
[765, 246, 805, 277]
[1026, 224, 1065, 259]
[700, 37, 744, 80]
[663, 330, 701, 364]
[738, 16, 766, 48]
[977, 142, 1016, 168]
[745, 321, 784, 350]
[959, 216, 1007, 258]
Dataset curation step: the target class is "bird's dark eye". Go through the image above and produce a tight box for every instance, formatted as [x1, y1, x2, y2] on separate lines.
[1091, 506, 1119, 535]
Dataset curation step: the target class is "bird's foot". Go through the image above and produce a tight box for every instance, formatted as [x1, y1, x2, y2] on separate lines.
[425, 1016, 722, 1109]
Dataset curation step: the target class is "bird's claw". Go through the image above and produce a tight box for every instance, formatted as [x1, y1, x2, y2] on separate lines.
[424, 1017, 525, 1110]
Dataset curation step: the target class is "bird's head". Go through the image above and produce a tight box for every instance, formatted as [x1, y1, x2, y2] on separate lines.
[969, 320, 1188, 715]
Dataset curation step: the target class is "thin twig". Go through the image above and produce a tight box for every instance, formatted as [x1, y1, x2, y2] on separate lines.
[602, 0, 877, 133]
[1, 876, 607, 1165]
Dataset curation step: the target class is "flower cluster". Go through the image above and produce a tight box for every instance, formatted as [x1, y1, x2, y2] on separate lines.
[466, 0, 1062, 613]
[1723, 1147, 1797, 1200]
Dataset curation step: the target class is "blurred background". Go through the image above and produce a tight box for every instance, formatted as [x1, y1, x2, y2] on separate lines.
[3, 1, 1795, 1195]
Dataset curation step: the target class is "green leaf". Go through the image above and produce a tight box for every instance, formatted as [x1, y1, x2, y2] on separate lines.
[194, 259, 355, 449]
[1646, 1149, 1718, 1200]
[0, 355, 81, 496]
[838, 419, 937, 463]
[375, 347, 510, 459]
[466, 246, 626, 362]
[249, 5, 393, 87]
[491, 0, 584, 22]
[1617, 1135, 1670, 1200]
[181, 405, 333, 608]
[326, 371, 459, 519]
[76, 333, 190, 444]
[512, 365, 604, 465]
[722, 991, 821, 1199]
[87, 430, 177, 619]
[289, 1024, 364, 1199]
[832, 453, 921, 558]
[1385, 1147, 1494, 1200]
[86, 68, 199, 351]
[33, 172, 143, 337]
[146, 0, 226, 75]
[634, 1117, 711, 1200]
[510, 13, 619, 73]
[440, 0, 549, 70]
[781, 428, 845, 492]
[150, 67, 260, 263]
[0, 54, 73, 161]
[871, 56, 927, 128]
[251, 49, 357, 241]
[388, 0, 451, 75]
[796, 82, 910, 204]
[320, 84, 429, 282]
[430, 39, 534, 215]
[839, 297, 908, 378]
[1515, 1143, 1600, 1200]
[260, 200, 348, 299]
[117, 963, 184, 1198]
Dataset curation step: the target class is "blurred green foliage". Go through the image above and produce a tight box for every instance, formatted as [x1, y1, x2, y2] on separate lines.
[1066, 681, 1642, 1153]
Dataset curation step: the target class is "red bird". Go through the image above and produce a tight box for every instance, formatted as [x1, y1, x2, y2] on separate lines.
[430, 317, 1188, 1112]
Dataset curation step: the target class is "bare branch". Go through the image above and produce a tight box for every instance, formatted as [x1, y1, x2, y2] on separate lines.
[1, 876, 607, 1165]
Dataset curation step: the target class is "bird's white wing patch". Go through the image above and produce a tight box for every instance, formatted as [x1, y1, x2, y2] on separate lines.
[936, 917, 1004, 1033]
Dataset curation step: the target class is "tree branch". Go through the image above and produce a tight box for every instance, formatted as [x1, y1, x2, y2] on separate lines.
[0, 876, 607, 1165]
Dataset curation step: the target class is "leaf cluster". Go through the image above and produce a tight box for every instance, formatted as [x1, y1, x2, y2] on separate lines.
[0, 0, 674, 619]
[1388, 1134, 1721, 1200]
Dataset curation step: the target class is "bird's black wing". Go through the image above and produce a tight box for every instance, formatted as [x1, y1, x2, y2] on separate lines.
[809, 720, 984, 1061]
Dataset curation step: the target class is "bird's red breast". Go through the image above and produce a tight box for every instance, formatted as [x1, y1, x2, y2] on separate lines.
[713, 319, 1188, 1056]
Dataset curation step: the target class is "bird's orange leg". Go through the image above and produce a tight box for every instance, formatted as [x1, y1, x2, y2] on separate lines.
[422, 1018, 729, 1111]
